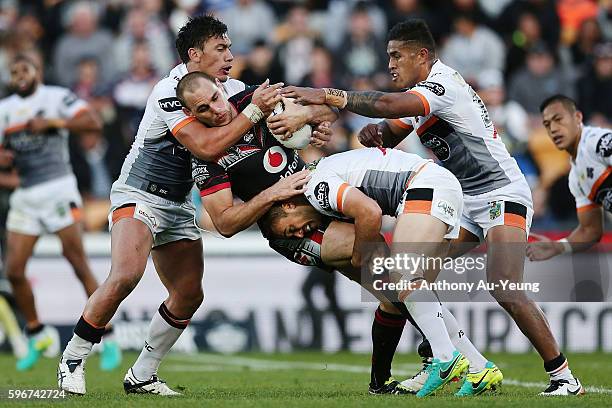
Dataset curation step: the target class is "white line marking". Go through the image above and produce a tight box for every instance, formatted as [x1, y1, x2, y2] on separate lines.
[166, 354, 612, 394]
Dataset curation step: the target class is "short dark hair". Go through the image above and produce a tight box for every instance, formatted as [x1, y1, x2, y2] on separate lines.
[258, 205, 287, 239]
[176, 71, 216, 108]
[387, 19, 436, 53]
[11, 53, 38, 69]
[539, 94, 578, 113]
[175, 14, 228, 64]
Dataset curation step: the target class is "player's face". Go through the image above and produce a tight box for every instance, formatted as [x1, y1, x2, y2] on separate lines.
[9, 60, 38, 97]
[183, 79, 233, 127]
[387, 41, 425, 89]
[542, 102, 582, 151]
[272, 203, 322, 239]
[194, 34, 234, 82]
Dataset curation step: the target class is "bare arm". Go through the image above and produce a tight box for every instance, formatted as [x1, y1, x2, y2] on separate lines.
[358, 119, 414, 149]
[340, 188, 383, 268]
[202, 170, 311, 237]
[27, 107, 103, 135]
[527, 206, 603, 261]
[280, 86, 426, 119]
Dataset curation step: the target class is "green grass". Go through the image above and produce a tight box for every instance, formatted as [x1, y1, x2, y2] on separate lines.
[1, 351, 611, 407]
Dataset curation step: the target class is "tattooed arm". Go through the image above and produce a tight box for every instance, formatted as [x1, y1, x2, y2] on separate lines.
[345, 91, 426, 118]
[280, 86, 426, 119]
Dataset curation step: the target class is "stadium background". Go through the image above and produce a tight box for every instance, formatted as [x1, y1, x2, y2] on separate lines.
[0, 0, 611, 362]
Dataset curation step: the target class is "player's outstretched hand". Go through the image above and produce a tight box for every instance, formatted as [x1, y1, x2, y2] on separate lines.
[253, 79, 284, 116]
[267, 169, 311, 202]
[311, 121, 332, 147]
[280, 86, 326, 105]
[526, 233, 562, 261]
[358, 123, 383, 147]
[267, 98, 309, 139]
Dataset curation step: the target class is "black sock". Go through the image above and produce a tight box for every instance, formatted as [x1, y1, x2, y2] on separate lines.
[25, 324, 44, 337]
[544, 353, 566, 373]
[370, 307, 406, 388]
[74, 316, 105, 344]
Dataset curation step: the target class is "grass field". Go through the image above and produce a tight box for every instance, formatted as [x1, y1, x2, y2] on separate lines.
[1, 351, 611, 407]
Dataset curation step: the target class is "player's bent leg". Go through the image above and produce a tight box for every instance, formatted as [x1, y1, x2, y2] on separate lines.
[56, 223, 98, 297]
[124, 238, 204, 396]
[485, 225, 582, 395]
[58, 218, 153, 395]
[392, 213, 468, 397]
[5, 231, 54, 371]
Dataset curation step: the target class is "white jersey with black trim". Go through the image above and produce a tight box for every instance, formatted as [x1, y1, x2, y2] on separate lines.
[117, 64, 245, 202]
[0, 85, 88, 187]
[568, 125, 612, 212]
[305, 147, 431, 218]
[393, 60, 525, 196]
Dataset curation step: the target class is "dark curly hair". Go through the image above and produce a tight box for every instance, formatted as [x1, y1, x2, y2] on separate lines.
[175, 14, 228, 64]
[387, 19, 436, 53]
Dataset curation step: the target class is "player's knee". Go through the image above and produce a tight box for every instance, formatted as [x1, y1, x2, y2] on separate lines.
[106, 271, 141, 299]
[6, 268, 26, 285]
[171, 285, 204, 313]
[489, 288, 529, 313]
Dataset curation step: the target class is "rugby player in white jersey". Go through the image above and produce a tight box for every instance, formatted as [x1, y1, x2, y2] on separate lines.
[264, 147, 505, 397]
[527, 96, 609, 366]
[0, 55, 122, 372]
[57, 15, 334, 396]
[281, 19, 583, 396]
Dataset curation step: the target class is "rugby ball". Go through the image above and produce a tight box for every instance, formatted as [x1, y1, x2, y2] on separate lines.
[267, 99, 312, 150]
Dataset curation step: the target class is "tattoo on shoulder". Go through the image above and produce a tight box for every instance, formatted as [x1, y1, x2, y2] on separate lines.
[346, 91, 387, 117]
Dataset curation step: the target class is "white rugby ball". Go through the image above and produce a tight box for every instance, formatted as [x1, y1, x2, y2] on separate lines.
[267, 100, 312, 150]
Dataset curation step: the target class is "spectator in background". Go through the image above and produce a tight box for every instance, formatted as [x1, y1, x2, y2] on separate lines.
[274, 4, 318, 85]
[570, 18, 603, 72]
[577, 42, 612, 127]
[53, 1, 115, 88]
[508, 42, 575, 115]
[598, 0, 612, 40]
[498, 0, 560, 50]
[239, 40, 283, 86]
[299, 43, 340, 89]
[217, 0, 277, 56]
[338, 2, 388, 88]
[505, 11, 545, 79]
[441, 11, 505, 85]
[113, 6, 174, 77]
[556, 0, 599, 45]
[113, 41, 158, 146]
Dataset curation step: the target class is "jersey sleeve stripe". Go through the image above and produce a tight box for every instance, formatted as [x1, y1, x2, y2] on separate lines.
[4, 123, 27, 135]
[200, 182, 231, 197]
[391, 119, 412, 130]
[577, 203, 600, 213]
[407, 90, 430, 116]
[416, 116, 439, 136]
[336, 183, 351, 212]
[171, 117, 197, 135]
[588, 166, 612, 201]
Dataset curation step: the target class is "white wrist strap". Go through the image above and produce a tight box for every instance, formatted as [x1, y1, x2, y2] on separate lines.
[557, 238, 572, 253]
[242, 103, 265, 124]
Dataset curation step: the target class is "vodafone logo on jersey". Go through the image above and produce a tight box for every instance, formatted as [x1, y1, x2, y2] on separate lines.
[263, 146, 287, 173]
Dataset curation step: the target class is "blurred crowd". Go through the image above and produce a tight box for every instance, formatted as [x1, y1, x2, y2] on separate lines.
[0, 0, 611, 231]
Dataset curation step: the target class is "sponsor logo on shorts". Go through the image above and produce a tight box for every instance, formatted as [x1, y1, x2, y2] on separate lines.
[136, 204, 157, 229]
[263, 146, 288, 174]
[596, 133, 612, 157]
[314, 182, 331, 210]
[489, 201, 502, 220]
[158, 97, 182, 112]
[436, 199, 455, 218]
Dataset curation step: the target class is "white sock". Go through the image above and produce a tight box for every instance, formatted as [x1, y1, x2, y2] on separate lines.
[131, 304, 189, 381]
[63, 334, 94, 360]
[549, 360, 574, 382]
[404, 288, 455, 361]
[440, 304, 487, 373]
